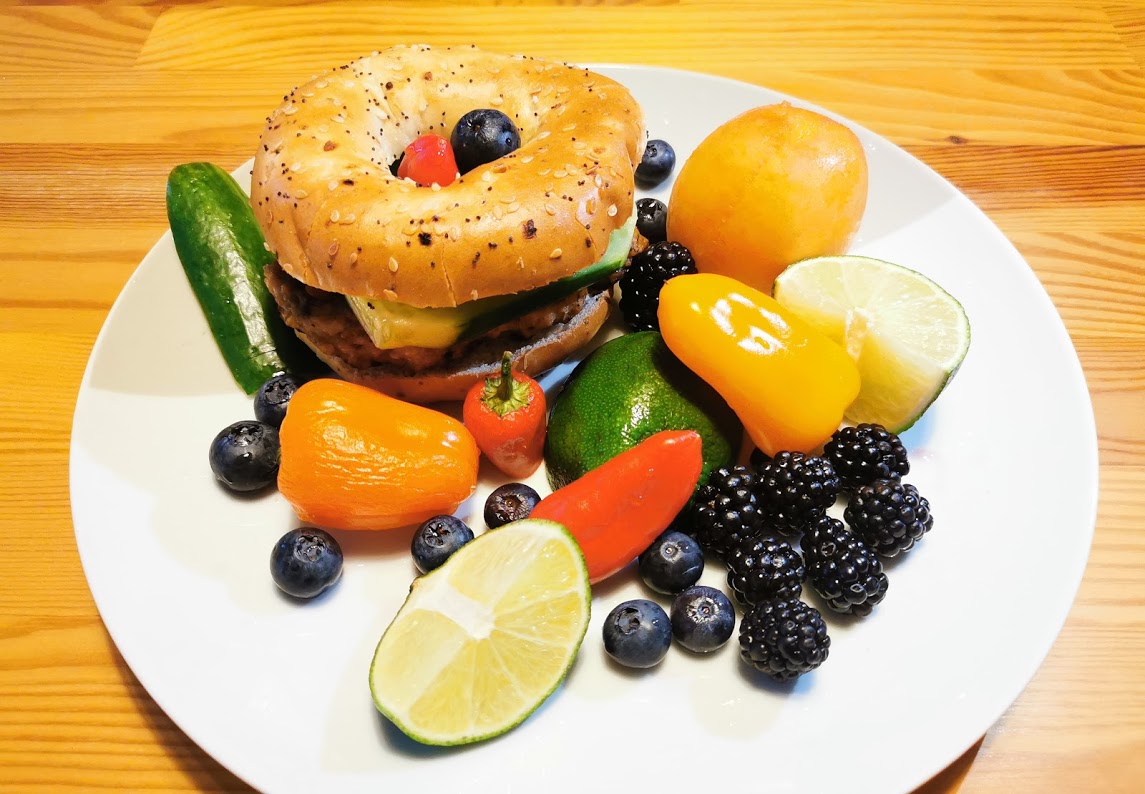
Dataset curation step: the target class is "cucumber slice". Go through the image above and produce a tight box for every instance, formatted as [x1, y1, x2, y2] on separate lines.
[347, 214, 635, 350]
[166, 163, 325, 393]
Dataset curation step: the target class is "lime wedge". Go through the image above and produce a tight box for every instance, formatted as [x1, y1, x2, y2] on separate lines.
[369, 519, 590, 746]
[773, 255, 970, 433]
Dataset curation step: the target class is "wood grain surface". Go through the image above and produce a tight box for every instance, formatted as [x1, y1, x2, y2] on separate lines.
[1, 1, 1142, 791]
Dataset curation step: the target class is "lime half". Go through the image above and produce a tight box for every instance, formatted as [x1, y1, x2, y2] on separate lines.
[773, 255, 970, 433]
[369, 519, 590, 746]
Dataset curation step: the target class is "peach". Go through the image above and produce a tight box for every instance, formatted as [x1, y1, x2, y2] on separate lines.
[667, 103, 868, 293]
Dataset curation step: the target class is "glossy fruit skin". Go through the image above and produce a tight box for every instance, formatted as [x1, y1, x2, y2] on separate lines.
[638, 530, 704, 594]
[397, 134, 459, 187]
[824, 423, 910, 491]
[544, 331, 741, 492]
[277, 379, 479, 530]
[254, 373, 301, 429]
[667, 103, 868, 293]
[532, 430, 703, 583]
[602, 599, 672, 668]
[270, 528, 343, 599]
[463, 353, 546, 479]
[208, 420, 280, 492]
[484, 483, 540, 529]
[658, 273, 860, 456]
[450, 109, 521, 174]
[635, 197, 668, 243]
[411, 515, 475, 574]
[671, 586, 736, 653]
[635, 139, 676, 188]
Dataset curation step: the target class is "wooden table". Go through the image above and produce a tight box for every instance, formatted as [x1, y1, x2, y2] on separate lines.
[2, 2, 1142, 791]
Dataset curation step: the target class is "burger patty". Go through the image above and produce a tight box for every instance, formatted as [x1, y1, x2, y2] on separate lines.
[265, 261, 602, 374]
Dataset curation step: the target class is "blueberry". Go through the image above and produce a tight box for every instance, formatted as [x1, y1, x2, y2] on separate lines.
[671, 585, 735, 653]
[208, 420, 280, 492]
[411, 515, 475, 573]
[635, 139, 676, 189]
[484, 483, 540, 528]
[635, 198, 668, 244]
[451, 109, 521, 174]
[602, 599, 672, 668]
[253, 373, 301, 429]
[638, 530, 704, 594]
[271, 528, 343, 599]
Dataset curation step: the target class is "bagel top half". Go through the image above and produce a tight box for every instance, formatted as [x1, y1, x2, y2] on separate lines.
[251, 44, 645, 309]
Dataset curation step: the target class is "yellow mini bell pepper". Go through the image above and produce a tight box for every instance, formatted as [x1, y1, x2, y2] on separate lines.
[657, 273, 859, 455]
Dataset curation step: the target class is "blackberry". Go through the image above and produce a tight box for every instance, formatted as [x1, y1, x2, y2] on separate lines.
[738, 599, 830, 681]
[844, 479, 933, 558]
[755, 452, 840, 536]
[803, 516, 888, 616]
[688, 465, 765, 559]
[824, 424, 910, 490]
[618, 241, 697, 332]
[726, 536, 805, 606]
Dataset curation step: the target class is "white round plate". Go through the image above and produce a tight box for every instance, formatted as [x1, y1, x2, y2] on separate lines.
[70, 65, 1097, 794]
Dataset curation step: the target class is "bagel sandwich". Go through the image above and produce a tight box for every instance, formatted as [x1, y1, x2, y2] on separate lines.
[252, 45, 646, 402]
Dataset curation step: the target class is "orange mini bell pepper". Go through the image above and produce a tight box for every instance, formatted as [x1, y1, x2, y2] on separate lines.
[657, 273, 859, 456]
[278, 379, 479, 530]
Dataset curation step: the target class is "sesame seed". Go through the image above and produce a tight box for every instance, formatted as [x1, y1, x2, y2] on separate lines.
[328, 242, 339, 256]
[349, 251, 358, 264]
[343, 213, 356, 223]
[289, 162, 302, 172]
[553, 170, 568, 178]
[520, 155, 534, 164]
[315, 80, 329, 89]
[607, 204, 617, 216]
[536, 131, 551, 140]
[594, 175, 603, 187]
[471, 289, 479, 300]
[508, 201, 520, 213]
[493, 205, 504, 219]
[282, 105, 298, 115]
[431, 182, 441, 191]
[295, 189, 308, 198]
[388, 257, 400, 272]
[328, 180, 339, 191]
[330, 210, 341, 222]
[263, 242, 272, 252]
[490, 96, 503, 106]
[538, 168, 551, 176]
[332, 114, 346, 123]
[561, 124, 576, 132]
[383, 289, 398, 301]
[550, 248, 562, 259]
[545, 203, 557, 215]
[482, 171, 493, 182]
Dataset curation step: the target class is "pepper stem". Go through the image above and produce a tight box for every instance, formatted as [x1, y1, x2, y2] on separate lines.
[496, 351, 514, 401]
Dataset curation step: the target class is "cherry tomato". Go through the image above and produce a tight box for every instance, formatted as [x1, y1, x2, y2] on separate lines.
[397, 134, 459, 187]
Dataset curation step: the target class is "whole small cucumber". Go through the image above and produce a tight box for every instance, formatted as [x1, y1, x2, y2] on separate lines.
[166, 162, 324, 393]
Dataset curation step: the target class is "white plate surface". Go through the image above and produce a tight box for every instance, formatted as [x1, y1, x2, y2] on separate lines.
[70, 65, 1097, 794]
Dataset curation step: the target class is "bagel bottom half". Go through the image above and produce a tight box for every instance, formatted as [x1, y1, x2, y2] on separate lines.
[266, 261, 612, 403]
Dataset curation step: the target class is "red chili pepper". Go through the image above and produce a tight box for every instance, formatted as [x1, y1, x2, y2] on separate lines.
[531, 430, 703, 583]
[462, 352, 547, 479]
[397, 134, 459, 187]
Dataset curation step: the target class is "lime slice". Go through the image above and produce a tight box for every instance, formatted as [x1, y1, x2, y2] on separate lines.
[369, 519, 590, 746]
[773, 255, 970, 433]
